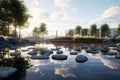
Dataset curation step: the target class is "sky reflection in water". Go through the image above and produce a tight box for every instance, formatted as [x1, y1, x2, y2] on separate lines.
[27, 43, 120, 80]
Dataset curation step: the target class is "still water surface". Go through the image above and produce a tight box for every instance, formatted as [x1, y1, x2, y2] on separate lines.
[20, 43, 120, 80]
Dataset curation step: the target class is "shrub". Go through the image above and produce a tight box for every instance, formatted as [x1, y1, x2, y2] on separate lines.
[13, 57, 29, 70]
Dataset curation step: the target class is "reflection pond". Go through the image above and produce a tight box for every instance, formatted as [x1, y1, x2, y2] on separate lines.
[12, 43, 120, 80]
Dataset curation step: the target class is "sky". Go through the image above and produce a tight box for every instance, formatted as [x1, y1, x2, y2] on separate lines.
[21, 0, 120, 37]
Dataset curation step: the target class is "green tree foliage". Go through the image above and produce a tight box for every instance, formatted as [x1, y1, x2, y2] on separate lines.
[0, 23, 8, 36]
[32, 27, 39, 40]
[116, 24, 120, 36]
[89, 24, 97, 36]
[0, 0, 13, 36]
[32, 23, 47, 40]
[100, 23, 110, 37]
[39, 23, 48, 38]
[10, 0, 30, 37]
[75, 25, 82, 35]
[66, 29, 74, 37]
[82, 28, 88, 36]
[0, 0, 30, 37]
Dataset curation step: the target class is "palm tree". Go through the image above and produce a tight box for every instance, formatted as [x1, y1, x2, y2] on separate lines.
[89, 24, 97, 37]
[100, 23, 110, 37]
[75, 25, 82, 36]
[116, 24, 120, 37]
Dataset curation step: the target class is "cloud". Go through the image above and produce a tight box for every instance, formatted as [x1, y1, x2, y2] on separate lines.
[50, 12, 63, 21]
[31, 0, 42, 6]
[54, 0, 73, 9]
[48, 11, 71, 23]
[102, 7, 120, 20]
[71, 8, 77, 13]
[89, 6, 120, 26]
[30, 8, 49, 20]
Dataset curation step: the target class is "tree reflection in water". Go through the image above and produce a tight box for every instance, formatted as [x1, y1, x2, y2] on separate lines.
[1, 57, 30, 80]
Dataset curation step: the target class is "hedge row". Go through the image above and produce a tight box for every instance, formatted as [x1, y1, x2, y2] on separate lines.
[49, 37, 106, 43]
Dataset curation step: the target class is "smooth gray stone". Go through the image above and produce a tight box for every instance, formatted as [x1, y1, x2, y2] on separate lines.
[56, 51, 63, 54]
[107, 52, 117, 55]
[75, 55, 88, 63]
[115, 55, 120, 59]
[70, 52, 78, 55]
[27, 50, 37, 55]
[52, 54, 67, 60]
[30, 55, 49, 60]
[10, 52, 21, 56]
[41, 48, 53, 54]
[74, 47, 81, 51]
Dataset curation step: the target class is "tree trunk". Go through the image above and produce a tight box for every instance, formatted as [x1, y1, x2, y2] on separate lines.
[14, 24, 17, 37]
[19, 26, 21, 39]
[7, 25, 9, 37]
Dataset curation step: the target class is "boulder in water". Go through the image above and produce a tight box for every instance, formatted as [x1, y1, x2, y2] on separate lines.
[30, 55, 49, 60]
[75, 55, 88, 63]
[52, 54, 67, 60]
[74, 47, 81, 51]
[10, 52, 21, 56]
[27, 50, 37, 55]
[107, 52, 117, 55]
[70, 52, 78, 55]
[56, 50, 63, 54]
[115, 55, 120, 59]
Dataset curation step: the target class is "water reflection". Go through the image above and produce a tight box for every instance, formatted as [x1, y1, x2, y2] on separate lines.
[88, 53, 120, 69]
[55, 67, 76, 78]
[101, 59, 119, 69]
[15, 43, 120, 80]
[30, 60, 50, 66]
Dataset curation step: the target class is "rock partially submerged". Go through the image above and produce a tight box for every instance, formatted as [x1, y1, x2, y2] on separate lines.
[21, 49, 29, 52]
[56, 50, 63, 54]
[41, 48, 53, 54]
[0, 67, 17, 78]
[30, 55, 49, 60]
[74, 47, 81, 51]
[75, 55, 88, 63]
[115, 55, 120, 59]
[52, 54, 67, 60]
[70, 52, 78, 55]
[27, 50, 37, 55]
[86, 50, 98, 54]
[107, 52, 117, 55]
[10, 52, 21, 56]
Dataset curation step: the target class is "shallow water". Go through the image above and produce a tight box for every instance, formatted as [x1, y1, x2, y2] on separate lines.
[24, 43, 120, 80]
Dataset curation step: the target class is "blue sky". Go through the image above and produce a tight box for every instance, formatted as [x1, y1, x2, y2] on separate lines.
[21, 0, 120, 37]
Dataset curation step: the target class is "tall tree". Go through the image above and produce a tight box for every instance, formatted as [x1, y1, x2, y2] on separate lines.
[100, 23, 110, 37]
[116, 24, 120, 37]
[0, 23, 7, 36]
[75, 25, 82, 35]
[39, 23, 48, 39]
[0, 0, 13, 36]
[32, 27, 39, 40]
[9, 0, 30, 38]
[66, 29, 74, 37]
[82, 28, 88, 36]
[0, 0, 30, 37]
[89, 24, 97, 36]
